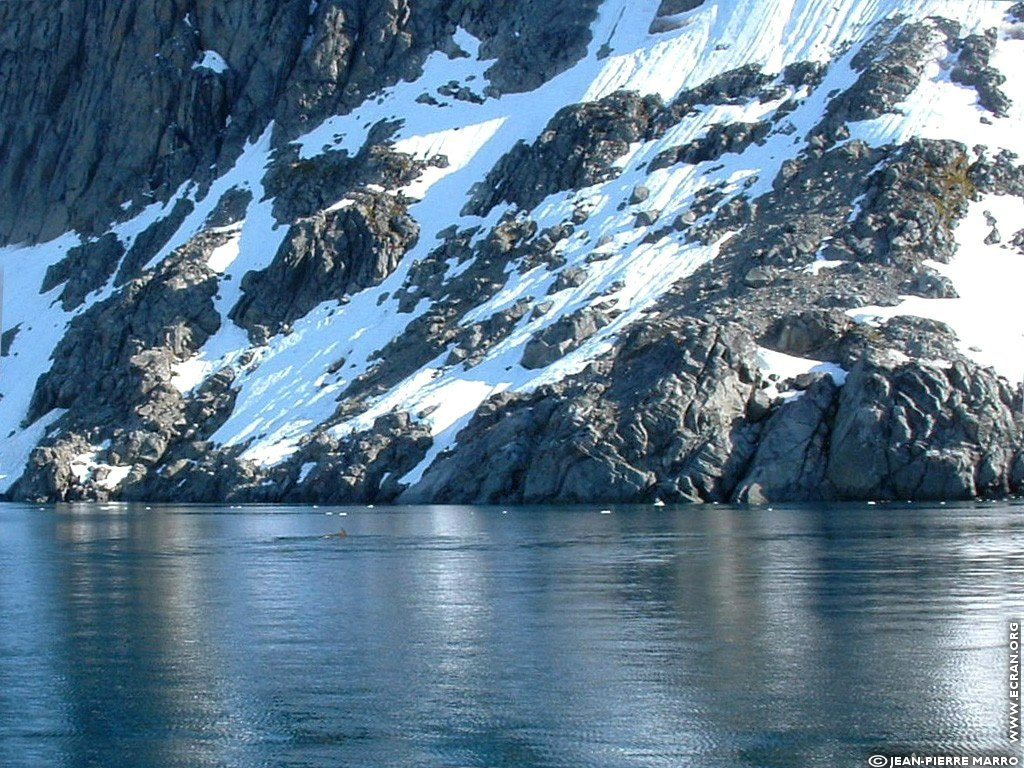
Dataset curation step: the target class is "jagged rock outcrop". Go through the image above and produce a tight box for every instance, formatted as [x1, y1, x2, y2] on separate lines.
[41, 233, 126, 310]
[231, 192, 420, 342]
[0, 0, 308, 244]
[650, 121, 771, 171]
[14, 233, 225, 501]
[263, 132, 423, 222]
[827, 354, 1023, 501]
[464, 91, 664, 216]
[27, 237, 221, 425]
[407, 319, 765, 504]
[288, 413, 432, 503]
[951, 31, 1010, 117]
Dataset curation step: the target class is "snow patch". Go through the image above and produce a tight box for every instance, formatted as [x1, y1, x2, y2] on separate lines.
[171, 357, 212, 394]
[207, 234, 241, 273]
[757, 347, 848, 401]
[392, 118, 507, 199]
[69, 448, 133, 492]
[193, 50, 229, 74]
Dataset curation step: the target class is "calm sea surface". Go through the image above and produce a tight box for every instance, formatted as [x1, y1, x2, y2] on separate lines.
[1, 502, 1022, 768]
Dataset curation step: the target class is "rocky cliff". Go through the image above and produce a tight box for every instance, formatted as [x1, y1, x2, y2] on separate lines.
[2, 0, 1024, 504]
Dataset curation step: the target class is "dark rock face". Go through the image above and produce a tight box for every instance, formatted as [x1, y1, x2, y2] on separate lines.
[733, 375, 839, 504]
[815, 22, 936, 141]
[115, 197, 197, 286]
[0, 0, 603, 246]
[654, 64, 776, 132]
[762, 310, 851, 358]
[231, 192, 420, 342]
[656, 0, 705, 16]
[650, 121, 771, 171]
[406, 312, 1024, 506]
[27, 238, 221, 426]
[288, 413, 432, 503]
[458, 0, 603, 95]
[649, 1, 705, 33]
[520, 308, 611, 370]
[843, 139, 975, 267]
[0, 325, 20, 357]
[263, 131, 422, 223]
[276, 0, 603, 132]
[0, 0, 309, 244]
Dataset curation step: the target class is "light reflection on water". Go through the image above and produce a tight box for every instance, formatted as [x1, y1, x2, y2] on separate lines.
[0, 502, 1022, 767]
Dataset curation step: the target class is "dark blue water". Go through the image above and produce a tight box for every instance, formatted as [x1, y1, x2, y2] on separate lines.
[1, 502, 1022, 768]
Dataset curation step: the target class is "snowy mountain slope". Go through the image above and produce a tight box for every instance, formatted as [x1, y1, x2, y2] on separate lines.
[2, 0, 1024, 503]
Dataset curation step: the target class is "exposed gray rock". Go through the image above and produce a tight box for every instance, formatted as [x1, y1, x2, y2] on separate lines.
[0, 0, 309, 245]
[630, 185, 651, 204]
[520, 308, 611, 370]
[288, 413, 432, 503]
[828, 355, 1021, 500]
[115, 197, 196, 286]
[650, 4, 705, 33]
[447, 299, 532, 366]
[762, 309, 851, 357]
[263, 129, 421, 223]
[743, 267, 774, 288]
[109, 430, 169, 466]
[635, 209, 661, 227]
[782, 61, 828, 89]
[655, 0, 705, 16]
[17, 439, 96, 503]
[548, 266, 588, 294]
[1011, 229, 1024, 254]
[654, 65, 775, 133]
[464, 91, 663, 216]
[339, 215, 544, 402]
[473, 1, 604, 93]
[734, 375, 839, 503]
[204, 187, 253, 229]
[951, 31, 1010, 117]
[901, 270, 959, 299]
[842, 139, 975, 267]
[650, 121, 771, 171]
[969, 148, 1024, 197]
[41, 233, 125, 310]
[0, 0, 606, 246]
[1, 324, 21, 357]
[815, 22, 936, 142]
[13, 232, 228, 501]
[27, 237, 221, 426]
[408, 318, 762, 504]
[231, 191, 419, 342]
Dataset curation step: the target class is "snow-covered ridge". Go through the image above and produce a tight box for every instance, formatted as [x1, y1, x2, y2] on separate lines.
[1, 0, 1022, 502]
